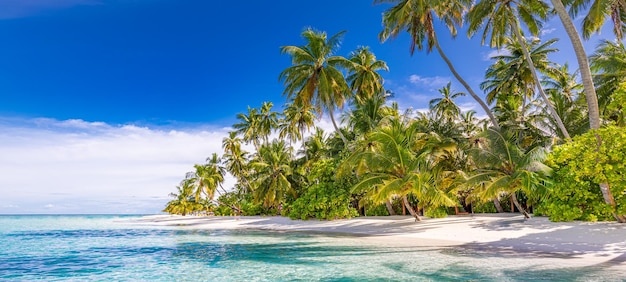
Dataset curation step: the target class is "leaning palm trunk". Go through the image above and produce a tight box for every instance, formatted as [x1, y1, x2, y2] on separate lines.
[493, 198, 505, 213]
[550, 0, 601, 130]
[433, 34, 500, 129]
[385, 200, 396, 215]
[402, 195, 421, 221]
[511, 193, 530, 219]
[328, 110, 348, 146]
[511, 23, 571, 140]
[551, 0, 625, 222]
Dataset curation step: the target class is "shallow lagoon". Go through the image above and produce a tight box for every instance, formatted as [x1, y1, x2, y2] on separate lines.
[1, 215, 624, 281]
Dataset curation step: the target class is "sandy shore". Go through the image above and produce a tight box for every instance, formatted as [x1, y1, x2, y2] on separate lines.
[131, 214, 626, 268]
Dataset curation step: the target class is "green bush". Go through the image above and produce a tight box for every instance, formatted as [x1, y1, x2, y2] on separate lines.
[424, 206, 449, 218]
[540, 126, 626, 221]
[288, 159, 358, 220]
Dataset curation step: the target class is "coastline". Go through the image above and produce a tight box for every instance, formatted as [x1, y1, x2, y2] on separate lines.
[132, 214, 626, 268]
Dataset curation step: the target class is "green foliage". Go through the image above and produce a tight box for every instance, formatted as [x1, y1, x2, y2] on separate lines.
[364, 202, 390, 216]
[288, 159, 358, 220]
[424, 206, 449, 218]
[472, 201, 497, 213]
[541, 126, 626, 221]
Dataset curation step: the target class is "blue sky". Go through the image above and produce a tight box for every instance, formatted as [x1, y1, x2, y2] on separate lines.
[0, 0, 612, 214]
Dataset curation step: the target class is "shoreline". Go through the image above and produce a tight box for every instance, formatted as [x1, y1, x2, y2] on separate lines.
[131, 214, 626, 268]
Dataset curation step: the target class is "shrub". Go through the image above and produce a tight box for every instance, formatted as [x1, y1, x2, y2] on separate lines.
[540, 126, 626, 221]
[288, 159, 358, 220]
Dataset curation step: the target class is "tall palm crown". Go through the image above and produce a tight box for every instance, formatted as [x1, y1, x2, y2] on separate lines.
[590, 40, 626, 110]
[279, 28, 351, 145]
[429, 82, 466, 122]
[467, 0, 571, 139]
[466, 0, 550, 49]
[566, 0, 626, 39]
[377, 0, 501, 129]
[377, 0, 469, 53]
[481, 38, 559, 105]
[344, 46, 389, 104]
[233, 106, 261, 151]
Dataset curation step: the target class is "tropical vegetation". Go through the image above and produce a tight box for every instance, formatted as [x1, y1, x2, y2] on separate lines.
[164, 0, 626, 222]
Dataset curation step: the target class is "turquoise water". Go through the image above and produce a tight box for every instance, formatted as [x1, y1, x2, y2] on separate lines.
[1, 215, 624, 281]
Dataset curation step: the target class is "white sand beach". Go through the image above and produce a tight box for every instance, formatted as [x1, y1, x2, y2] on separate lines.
[132, 214, 626, 270]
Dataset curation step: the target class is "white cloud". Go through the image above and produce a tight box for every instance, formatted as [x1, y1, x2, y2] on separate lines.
[0, 117, 230, 214]
[541, 28, 557, 37]
[483, 48, 510, 61]
[408, 75, 450, 89]
[0, 0, 100, 19]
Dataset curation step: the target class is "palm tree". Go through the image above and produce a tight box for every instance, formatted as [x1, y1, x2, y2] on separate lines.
[376, 0, 501, 129]
[299, 127, 330, 164]
[340, 117, 457, 221]
[466, 0, 571, 139]
[278, 101, 316, 153]
[481, 38, 559, 107]
[343, 46, 389, 104]
[542, 64, 589, 136]
[249, 140, 296, 209]
[590, 40, 626, 114]
[344, 90, 390, 136]
[465, 128, 551, 218]
[257, 101, 279, 144]
[429, 82, 465, 123]
[563, 0, 626, 40]
[222, 131, 252, 193]
[191, 153, 225, 203]
[163, 178, 200, 216]
[233, 106, 261, 151]
[279, 28, 351, 146]
[550, 0, 602, 131]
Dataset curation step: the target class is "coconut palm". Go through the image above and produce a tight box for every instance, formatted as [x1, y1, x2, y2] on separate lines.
[466, 0, 571, 139]
[481, 37, 559, 107]
[343, 46, 389, 104]
[590, 40, 626, 114]
[191, 153, 225, 203]
[564, 0, 626, 40]
[163, 178, 201, 216]
[465, 128, 551, 218]
[249, 140, 296, 209]
[299, 127, 330, 164]
[377, 0, 500, 129]
[279, 28, 351, 146]
[429, 82, 465, 123]
[279, 101, 316, 146]
[344, 90, 390, 136]
[340, 117, 457, 221]
[257, 101, 279, 144]
[550, 0, 602, 131]
[233, 106, 261, 151]
[222, 132, 252, 193]
[542, 64, 589, 136]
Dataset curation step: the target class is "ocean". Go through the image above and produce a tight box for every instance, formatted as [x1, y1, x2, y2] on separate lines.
[1, 215, 624, 281]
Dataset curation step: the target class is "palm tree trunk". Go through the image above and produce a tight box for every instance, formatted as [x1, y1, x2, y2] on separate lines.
[402, 195, 421, 222]
[511, 193, 530, 219]
[433, 34, 500, 129]
[550, 0, 626, 222]
[493, 197, 505, 213]
[300, 127, 309, 162]
[510, 22, 571, 140]
[550, 0, 601, 130]
[328, 110, 348, 146]
[385, 200, 396, 215]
